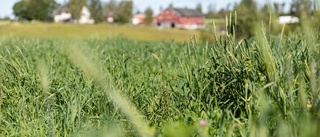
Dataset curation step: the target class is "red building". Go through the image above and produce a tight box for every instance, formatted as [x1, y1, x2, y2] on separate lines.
[155, 7, 205, 30]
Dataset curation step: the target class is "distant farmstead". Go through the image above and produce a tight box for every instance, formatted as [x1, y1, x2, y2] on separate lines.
[155, 7, 205, 30]
[132, 14, 146, 25]
[54, 6, 72, 22]
[53, 6, 94, 24]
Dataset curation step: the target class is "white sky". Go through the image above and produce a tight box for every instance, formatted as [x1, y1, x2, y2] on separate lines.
[0, 0, 291, 18]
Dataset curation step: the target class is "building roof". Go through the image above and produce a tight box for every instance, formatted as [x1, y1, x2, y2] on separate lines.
[54, 6, 70, 15]
[170, 8, 203, 17]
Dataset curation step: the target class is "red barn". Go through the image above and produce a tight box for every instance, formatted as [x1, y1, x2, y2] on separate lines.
[155, 7, 205, 30]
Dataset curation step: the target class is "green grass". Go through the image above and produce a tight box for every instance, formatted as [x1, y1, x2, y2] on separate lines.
[0, 22, 320, 136]
[205, 18, 225, 28]
[205, 18, 225, 24]
[0, 22, 200, 42]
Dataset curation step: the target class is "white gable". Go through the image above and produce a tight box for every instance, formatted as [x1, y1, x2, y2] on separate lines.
[79, 6, 95, 24]
[81, 6, 91, 18]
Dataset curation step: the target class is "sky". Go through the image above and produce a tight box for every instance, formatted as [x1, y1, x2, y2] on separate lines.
[0, 0, 291, 19]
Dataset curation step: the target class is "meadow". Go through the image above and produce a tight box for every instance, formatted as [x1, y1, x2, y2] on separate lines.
[0, 22, 199, 42]
[0, 20, 320, 137]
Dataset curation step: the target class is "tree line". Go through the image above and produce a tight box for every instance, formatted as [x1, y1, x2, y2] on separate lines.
[200, 0, 318, 39]
[12, 0, 318, 37]
[13, 0, 129, 23]
[12, 0, 156, 24]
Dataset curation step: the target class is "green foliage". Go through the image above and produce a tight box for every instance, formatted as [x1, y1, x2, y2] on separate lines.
[199, 29, 215, 43]
[290, 0, 312, 18]
[115, 1, 133, 23]
[103, 0, 117, 13]
[144, 7, 154, 25]
[102, 0, 135, 23]
[196, 3, 202, 15]
[0, 16, 11, 21]
[88, 0, 104, 23]
[234, 0, 259, 38]
[13, 1, 30, 20]
[69, 0, 87, 20]
[13, 0, 58, 21]
[1, 18, 320, 136]
[28, 0, 58, 21]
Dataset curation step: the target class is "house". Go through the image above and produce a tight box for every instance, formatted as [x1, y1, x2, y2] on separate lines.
[53, 6, 94, 24]
[155, 7, 205, 30]
[104, 11, 115, 23]
[132, 14, 146, 25]
[278, 16, 299, 24]
[54, 6, 72, 23]
[78, 6, 94, 24]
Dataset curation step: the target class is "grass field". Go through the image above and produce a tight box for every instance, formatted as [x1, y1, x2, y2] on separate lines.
[0, 22, 200, 42]
[0, 20, 11, 26]
[1, 20, 320, 136]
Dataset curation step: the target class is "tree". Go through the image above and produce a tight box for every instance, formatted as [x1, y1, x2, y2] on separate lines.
[69, 0, 87, 20]
[102, 0, 118, 22]
[273, 2, 286, 15]
[13, 0, 30, 20]
[28, 0, 57, 21]
[47, 0, 60, 19]
[168, 3, 173, 8]
[205, 4, 216, 18]
[103, 0, 117, 13]
[1, 16, 11, 20]
[144, 7, 153, 25]
[290, 0, 312, 18]
[218, 8, 230, 18]
[88, 0, 103, 23]
[115, 0, 132, 23]
[196, 3, 202, 14]
[13, 0, 58, 21]
[234, 0, 259, 38]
